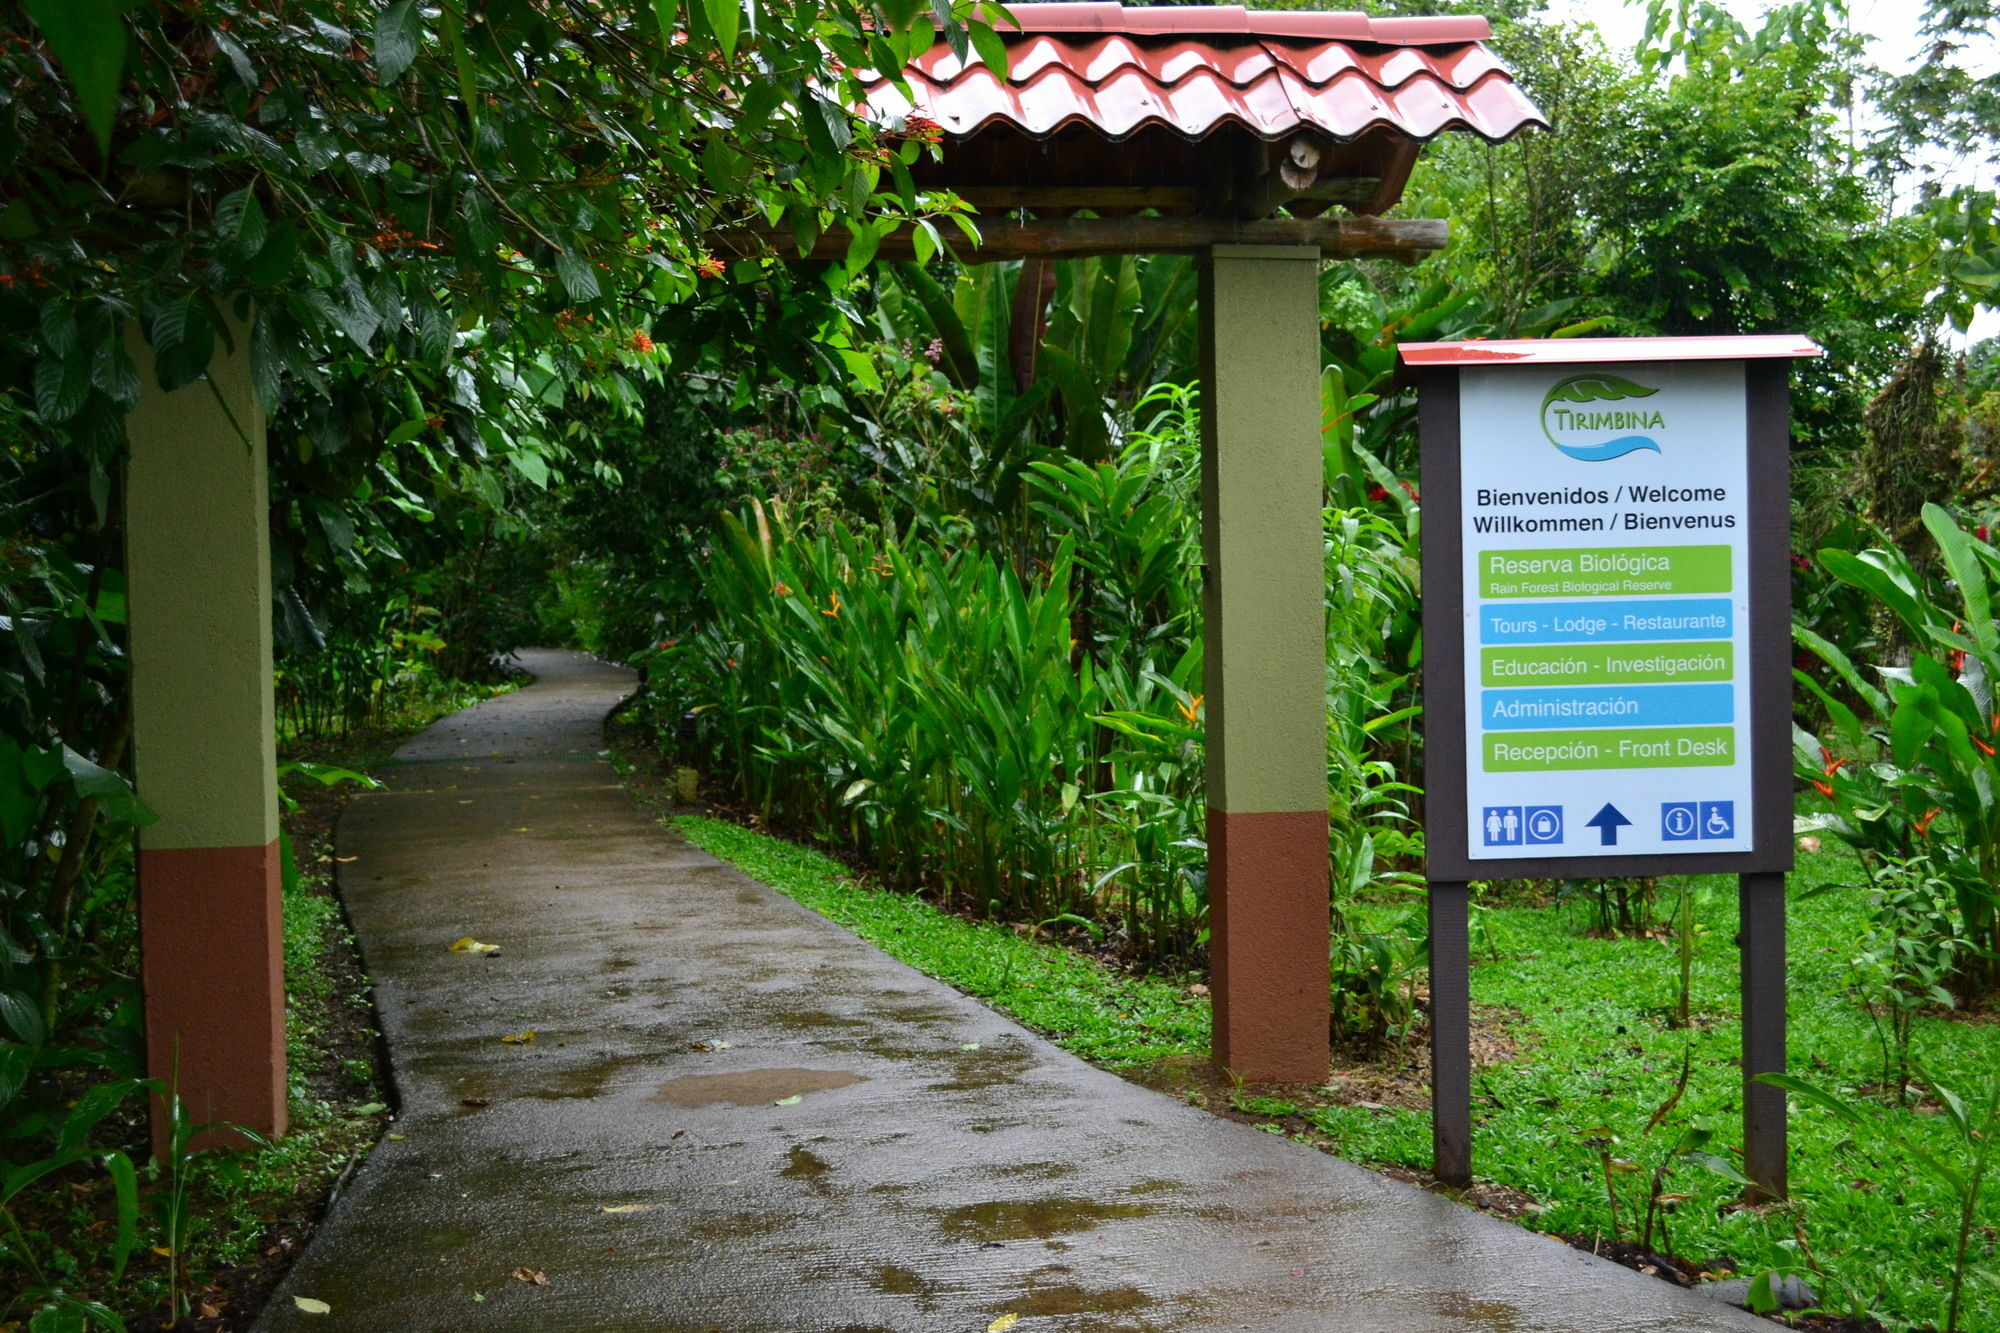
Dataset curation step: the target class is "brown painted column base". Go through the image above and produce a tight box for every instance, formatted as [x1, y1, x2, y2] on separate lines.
[139, 841, 287, 1154]
[1208, 808, 1330, 1082]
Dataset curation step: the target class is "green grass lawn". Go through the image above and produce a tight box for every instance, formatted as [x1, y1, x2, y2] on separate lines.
[677, 812, 1996, 1332]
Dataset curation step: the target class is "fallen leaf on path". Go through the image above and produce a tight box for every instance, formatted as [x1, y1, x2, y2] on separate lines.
[512, 1267, 550, 1286]
[990, 1315, 1020, 1331]
[472, 1291, 485, 1303]
[689, 1039, 731, 1052]
[501, 1029, 536, 1044]
[961, 1042, 981, 1051]
[294, 1296, 332, 1314]
[599, 1204, 657, 1214]
[335, 855, 358, 863]
[773, 1094, 802, 1106]
[198, 1302, 221, 1318]
[449, 937, 500, 954]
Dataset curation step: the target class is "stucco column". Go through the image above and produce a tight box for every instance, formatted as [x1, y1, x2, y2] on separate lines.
[1198, 246, 1330, 1081]
[126, 322, 286, 1146]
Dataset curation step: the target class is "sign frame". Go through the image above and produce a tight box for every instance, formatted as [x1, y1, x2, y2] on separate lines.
[1404, 334, 1821, 1198]
[1416, 346, 1801, 882]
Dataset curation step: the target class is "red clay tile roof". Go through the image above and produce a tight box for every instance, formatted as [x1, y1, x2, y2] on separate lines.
[862, 4, 1546, 218]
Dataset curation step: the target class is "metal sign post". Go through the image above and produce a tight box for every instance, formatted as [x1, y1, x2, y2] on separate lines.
[1403, 335, 1819, 1197]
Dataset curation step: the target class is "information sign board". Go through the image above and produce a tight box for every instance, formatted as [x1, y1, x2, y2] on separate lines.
[1410, 338, 1811, 881]
[1404, 335, 1818, 1194]
[1461, 360, 1752, 861]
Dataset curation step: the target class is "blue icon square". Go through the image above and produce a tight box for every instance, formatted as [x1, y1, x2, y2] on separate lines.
[1523, 806, 1563, 844]
[1699, 801, 1736, 840]
[1481, 807, 1523, 846]
[1661, 802, 1700, 841]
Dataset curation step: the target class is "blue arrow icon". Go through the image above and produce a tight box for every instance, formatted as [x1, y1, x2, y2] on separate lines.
[1585, 803, 1632, 846]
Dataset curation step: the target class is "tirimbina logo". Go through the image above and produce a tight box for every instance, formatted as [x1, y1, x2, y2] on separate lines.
[1540, 374, 1664, 461]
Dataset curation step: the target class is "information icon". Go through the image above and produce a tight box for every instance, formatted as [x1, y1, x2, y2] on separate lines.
[1524, 806, 1563, 844]
[1661, 802, 1700, 841]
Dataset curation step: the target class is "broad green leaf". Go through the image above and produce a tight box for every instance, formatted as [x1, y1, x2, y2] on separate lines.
[0, 992, 43, 1047]
[373, 0, 423, 84]
[843, 218, 883, 273]
[648, 0, 680, 46]
[1752, 1072, 1864, 1125]
[967, 20, 1009, 77]
[0, 1043, 30, 1111]
[105, 1150, 138, 1281]
[23, 0, 133, 159]
[555, 249, 602, 303]
[703, 0, 741, 61]
[60, 746, 155, 826]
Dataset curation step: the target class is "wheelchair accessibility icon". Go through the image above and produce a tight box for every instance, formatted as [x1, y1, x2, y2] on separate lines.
[1662, 800, 1734, 841]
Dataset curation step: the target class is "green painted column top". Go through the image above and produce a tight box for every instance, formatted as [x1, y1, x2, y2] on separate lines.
[1199, 246, 1328, 815]
[125, 322, 279, 850]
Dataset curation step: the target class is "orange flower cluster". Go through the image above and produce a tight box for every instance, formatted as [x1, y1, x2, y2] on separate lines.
[695, 254, 726, 279]
[0, 260, 51, 290]
[368, 221, 443, 252]
[630, 330, 656, 354]
[898, 112, 944, 145]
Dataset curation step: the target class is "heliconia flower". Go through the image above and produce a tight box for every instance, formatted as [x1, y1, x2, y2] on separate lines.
[1915, 807, 1941, 836]
[822, 592, 841, 618]
[1176, 694, 1204, 726]
[773, 582, 793, 596]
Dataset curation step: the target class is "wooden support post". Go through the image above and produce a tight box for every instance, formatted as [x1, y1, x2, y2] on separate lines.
[126, 322, 286, 1151]
[1429, 881, 1473, 1187]
[1199, 245, 1330, 1083]
[1740, 870, 1787, 1201]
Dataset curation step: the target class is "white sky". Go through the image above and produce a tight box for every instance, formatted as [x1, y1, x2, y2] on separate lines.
[1541, 0, 2000, 340]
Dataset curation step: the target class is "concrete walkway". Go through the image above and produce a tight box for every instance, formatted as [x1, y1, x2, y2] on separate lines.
[258, 649, 1767, 1332]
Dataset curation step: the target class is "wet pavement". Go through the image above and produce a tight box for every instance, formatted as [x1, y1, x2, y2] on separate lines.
[256, 649, 1769, 1332]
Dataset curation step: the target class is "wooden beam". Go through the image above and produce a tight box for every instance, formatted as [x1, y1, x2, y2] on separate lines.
[711, 214, 1446, 265]
[942, 185, 1207, 213]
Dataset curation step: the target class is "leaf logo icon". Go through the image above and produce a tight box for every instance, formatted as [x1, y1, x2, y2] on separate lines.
[1541, 374, 1665, 461]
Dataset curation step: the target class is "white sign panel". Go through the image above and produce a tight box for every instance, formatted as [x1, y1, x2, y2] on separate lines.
[1459, 361, 1752, 861]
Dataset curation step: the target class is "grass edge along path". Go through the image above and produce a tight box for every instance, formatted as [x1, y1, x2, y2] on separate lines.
[672, 814, 1209, 1068]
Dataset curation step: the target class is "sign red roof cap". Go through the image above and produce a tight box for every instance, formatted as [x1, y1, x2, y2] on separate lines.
[979, 3, 1494, 43]
[1400, 335, 1825, 366]
[861, 3, 1546, 220]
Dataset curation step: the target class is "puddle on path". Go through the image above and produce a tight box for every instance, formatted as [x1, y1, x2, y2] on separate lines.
[872, 1264, 932, 1297]
[653, 1068, 866, 1107]
[937, 1197, 1156, 1241]
[782, 1145, 831, 1179]
[1003, 1284, 1153, 1317]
